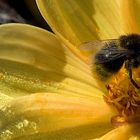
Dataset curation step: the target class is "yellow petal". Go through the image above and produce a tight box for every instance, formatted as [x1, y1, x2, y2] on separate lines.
[36, 0, 124, 46]
[0, 23, 103, 98]
[121, 0, 140, 33]
[93, 123, 140, 140]
[0, 93, 115, 140]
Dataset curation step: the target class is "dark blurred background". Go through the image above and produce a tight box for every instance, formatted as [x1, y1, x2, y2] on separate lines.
[0, 0, 52, 31]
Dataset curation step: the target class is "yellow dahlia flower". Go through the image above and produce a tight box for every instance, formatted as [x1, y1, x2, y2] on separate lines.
[0, 0, 140, 140]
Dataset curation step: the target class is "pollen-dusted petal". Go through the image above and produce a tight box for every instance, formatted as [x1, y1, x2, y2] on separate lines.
[36, 0, 124, 48]
[93, 123, 140, 140]
[121, 0, 140, 33]
[0, 93, 116, 140]
[0, 92, 13, 108]
[0, 23, 103, 98]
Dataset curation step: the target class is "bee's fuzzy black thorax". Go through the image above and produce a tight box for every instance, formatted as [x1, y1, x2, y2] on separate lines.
[119, 34, 140, 50]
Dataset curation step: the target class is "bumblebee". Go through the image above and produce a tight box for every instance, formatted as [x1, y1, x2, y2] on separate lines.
[80, 34, 140, 89]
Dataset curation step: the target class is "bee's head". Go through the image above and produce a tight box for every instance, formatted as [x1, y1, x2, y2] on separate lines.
[119, 34, 140, 50]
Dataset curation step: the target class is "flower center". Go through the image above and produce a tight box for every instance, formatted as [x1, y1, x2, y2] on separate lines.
[104, 65, 140, 125]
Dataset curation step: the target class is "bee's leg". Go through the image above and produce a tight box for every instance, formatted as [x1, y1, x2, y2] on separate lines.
[125, 60, 140, 89]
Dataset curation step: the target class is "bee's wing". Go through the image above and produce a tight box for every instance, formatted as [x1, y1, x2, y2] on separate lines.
[80, 40, 107, 56]
[80, 39, 131, 64]
[79, 39, 117, 64]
